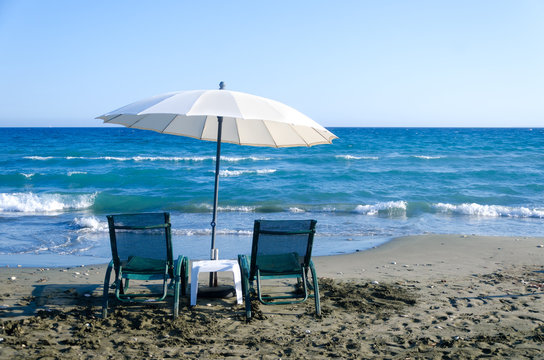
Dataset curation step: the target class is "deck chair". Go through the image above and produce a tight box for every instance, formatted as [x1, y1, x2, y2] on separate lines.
[238, 219, 320, 320]
[101, 212, 189, 319]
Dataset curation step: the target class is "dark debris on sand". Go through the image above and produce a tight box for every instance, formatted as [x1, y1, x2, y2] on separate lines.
[319, 278, 417, 313]
[1, 276, 544, 359]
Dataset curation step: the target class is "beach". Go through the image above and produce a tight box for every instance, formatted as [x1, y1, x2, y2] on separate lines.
[2, 0, 544, 357]
[1, 233, 543, 359]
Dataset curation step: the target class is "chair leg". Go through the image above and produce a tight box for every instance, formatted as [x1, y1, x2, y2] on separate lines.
[182, 257, 189, 296]
[173, 277, 180, 319]
[173, 256, 182, 319]
[309, 260, 320, 316]
[301, 269, 309, 300]
[102, 261, 114, 318]
[238, 255, 252, 320]
[124, 278, 130, 291]
[161, 277, 168, 300]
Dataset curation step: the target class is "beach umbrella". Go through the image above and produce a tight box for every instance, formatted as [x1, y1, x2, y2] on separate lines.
[97, 82, 337, 283]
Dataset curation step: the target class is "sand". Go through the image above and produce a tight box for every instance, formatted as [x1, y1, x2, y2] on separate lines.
[1, 234, 543, 359]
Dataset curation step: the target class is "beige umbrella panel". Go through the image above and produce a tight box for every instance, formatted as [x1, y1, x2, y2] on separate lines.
[99, 90, 336, 147]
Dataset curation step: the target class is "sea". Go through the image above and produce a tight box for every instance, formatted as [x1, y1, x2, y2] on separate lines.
[1, 127, 543, 267]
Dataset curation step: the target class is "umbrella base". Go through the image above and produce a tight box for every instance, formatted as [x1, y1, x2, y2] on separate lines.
[196, 285, 236, 299]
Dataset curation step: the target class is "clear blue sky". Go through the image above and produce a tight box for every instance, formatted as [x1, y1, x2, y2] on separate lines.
[0, 0, 542, 127]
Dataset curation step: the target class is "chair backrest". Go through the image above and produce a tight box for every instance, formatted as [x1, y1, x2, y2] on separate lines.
[250, 219, 317, 276]
[107, 212, 173, 270]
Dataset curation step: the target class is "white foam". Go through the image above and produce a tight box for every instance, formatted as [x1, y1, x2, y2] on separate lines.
[25, 155, 271, 162]
[21, 173, 35, 178]
[67, 171, 87, 176]
[172, 228, 252, 236]
[124, 155, 270, 162]
[354, 201, 407, 215]
[133, 156, 207, 161]
[217, 205, 257, 212]
[412, 155, 442, 160]
[336, 155, 379, 160]
[221, 156, 271, 162]
[72, 216, 109, 232]
[0, 192, 97, 213]
[219, 169, 277, 177]
[103, 156, 131, 161]
[289, 207, 306, 213]
[434, 203, 544, 218]
[23, 156, 53, 160]
[256, 169, 276, 174]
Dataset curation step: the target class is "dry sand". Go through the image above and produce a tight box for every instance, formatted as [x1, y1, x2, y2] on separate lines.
[1, 234, 544, 359]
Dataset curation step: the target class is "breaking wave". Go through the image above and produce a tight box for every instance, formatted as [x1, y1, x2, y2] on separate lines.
[354, 201, 408, 215]
[434, 203, 544, 218]
[70, 215, 252, 236]
[72, 216, 109, 232]
[0, 192, 97, 213]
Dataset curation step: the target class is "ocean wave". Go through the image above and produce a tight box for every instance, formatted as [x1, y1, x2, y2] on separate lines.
[21, 173, 35, 178]
[67, 171, 87, 176]
[69, 215, 253, 236]
[171, 228, 253, 236]
[335, 155, 379, 160]
[221, 156, 271, 162]
[186, 203, 258, 212]
[23, 156, 53, 160]
[215, 204, 258, 212]
[0, 192, 97, 213]
[25, 155, 271, 162]
[354, 201, 407, 215]
[219, 205, 257, 212]
[72, 216, 109, 232]
[434, 203, 544, 218]
[412, 155, 442, 160]
[218, 169, 277, 177]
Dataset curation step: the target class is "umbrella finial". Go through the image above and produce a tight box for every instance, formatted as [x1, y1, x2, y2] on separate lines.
[219, 81, 225, 90]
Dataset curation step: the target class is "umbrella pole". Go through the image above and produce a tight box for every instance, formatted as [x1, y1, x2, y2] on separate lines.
[209, 115, 223, 287]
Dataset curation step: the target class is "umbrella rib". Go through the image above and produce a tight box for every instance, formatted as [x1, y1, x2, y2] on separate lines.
[261, 120, 279, 148]
[128, 115, 143, 128]
[158, 114, 178, 133]
[312, 127, 333, 144]
[292, 127, 311, 147]
[234, 118, 241, 144]
[129, 114, 169, 135]
[103, 114, 122, 123]
[320, 128, 338, 143]
[199, 116, 208, 140]
[129, 115, 152, 130]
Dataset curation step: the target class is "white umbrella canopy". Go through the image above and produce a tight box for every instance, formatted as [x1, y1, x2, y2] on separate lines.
[98, 84, 337, 285]
[98, 89, 337, 147]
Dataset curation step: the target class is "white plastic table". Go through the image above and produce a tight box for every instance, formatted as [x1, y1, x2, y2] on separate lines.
[190, 259, 243, 306]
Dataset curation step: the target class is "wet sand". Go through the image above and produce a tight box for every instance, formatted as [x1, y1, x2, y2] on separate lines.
[1, 234, 544, 359]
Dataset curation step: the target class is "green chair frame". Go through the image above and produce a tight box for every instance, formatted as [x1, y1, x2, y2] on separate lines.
[238, 219, 321, 320]
[101, 212, 189, 319]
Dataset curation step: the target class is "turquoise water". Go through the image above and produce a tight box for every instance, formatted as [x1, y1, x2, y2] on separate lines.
[1, 127, 543, 266]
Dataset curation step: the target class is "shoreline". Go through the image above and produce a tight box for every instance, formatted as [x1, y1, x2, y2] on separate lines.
[1, 233, 543, 358]
[3, 232, 543, 271]
[316, 233, 544, 280]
